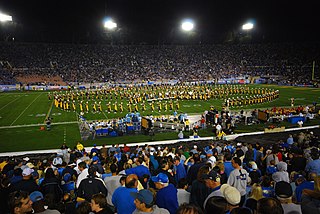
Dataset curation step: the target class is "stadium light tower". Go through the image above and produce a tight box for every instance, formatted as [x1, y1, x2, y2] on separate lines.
[0, 11, 12, 22]
[181, 19, 194, 32]
[242, 22, 254, 31]
[104, 18, 117, 30]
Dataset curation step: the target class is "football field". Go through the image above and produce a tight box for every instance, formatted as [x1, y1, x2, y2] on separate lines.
[0, 85, 319, 153]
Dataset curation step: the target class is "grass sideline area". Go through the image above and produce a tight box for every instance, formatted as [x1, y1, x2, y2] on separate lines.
[0, 84, 319, 153]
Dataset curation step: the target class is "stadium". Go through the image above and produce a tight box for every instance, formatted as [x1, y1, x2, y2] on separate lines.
[0, 1, 320, 214]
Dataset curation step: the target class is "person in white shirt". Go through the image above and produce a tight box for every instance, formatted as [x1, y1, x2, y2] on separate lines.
[76, 161, 88, 188]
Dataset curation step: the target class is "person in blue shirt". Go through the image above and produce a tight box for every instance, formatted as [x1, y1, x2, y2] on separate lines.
[173, 156, 187, 183]
[266, 159, 277, 175]
[90, 144, 99, 155]
[305, 150, 320, 175]
[125, 156, 151, 179]
[223, 152, 234, 178]
[112, 174, 139, 214]
[295, 174, 315, 203]
[152, 173, 179, 214]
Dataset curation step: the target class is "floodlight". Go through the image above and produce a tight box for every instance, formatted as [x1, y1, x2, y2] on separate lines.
[181, 20, 194, 31]
[242, 22, 254, 30]
[104, 19, 117, 30]
[0, 12, 12, 22]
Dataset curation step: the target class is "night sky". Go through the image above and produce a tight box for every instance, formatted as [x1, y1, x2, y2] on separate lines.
[1, 0, 320, 44]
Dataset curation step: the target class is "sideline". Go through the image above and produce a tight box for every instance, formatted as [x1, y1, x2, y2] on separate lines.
[0, 121, 78, 129]
[0, 125, 318, 157]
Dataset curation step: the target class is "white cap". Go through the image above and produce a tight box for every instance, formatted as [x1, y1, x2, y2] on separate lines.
[23, 157, 30, 161]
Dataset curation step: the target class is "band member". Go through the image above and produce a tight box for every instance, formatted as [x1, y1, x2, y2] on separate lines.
[85, 101, 89, 113]
[119, 102, 124, 112]
[98, 102, 103, 113]
[72, 100, 76, 112]
[291, 97, 294, 107]
[79, 101, 83, 113]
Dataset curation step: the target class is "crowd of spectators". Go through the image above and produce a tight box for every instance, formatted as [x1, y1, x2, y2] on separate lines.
[0, 42, 319, 85]
[0, 128, 319, 214]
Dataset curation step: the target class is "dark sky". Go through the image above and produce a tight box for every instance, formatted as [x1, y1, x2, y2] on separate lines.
[1, 0, 320, 44]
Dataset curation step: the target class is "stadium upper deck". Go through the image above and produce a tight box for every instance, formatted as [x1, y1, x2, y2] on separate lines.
[0, 42, 319, 85]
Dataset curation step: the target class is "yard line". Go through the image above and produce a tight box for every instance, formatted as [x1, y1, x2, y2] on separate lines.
[44, 100, 54, 123]
[0, 96, 21, 111]
[10, 93, 42, 126]
[102, 111, 109, 119]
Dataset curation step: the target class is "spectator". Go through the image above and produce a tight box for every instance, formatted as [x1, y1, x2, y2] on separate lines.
[204, 196, 228, 214]
[228, 157, 251, 207]
[12, 167, 40, 194]
[202, 169, 222, 209]
[112, 174, 139, 214]
[90, 193, 113, 214]
[152, 173, 179, 214]
[29, 191, 60, 213]
[173, 156, 187, 183]
[220, 184, 241, 213]
[77, 165, 107, 202]
[272, 162, 290, 183]
[244, 183, 263, 213]
[190, 165, 212, 210]
[275, 181, 302, 214]
[256, 198, 284, 214]
[176, 203, 204, 214]
[8, 191, 33, 214]
[177, 178, 190, 206]
[301, 175, 320, 213]
[103, 163, 122, 207]
[131, 189, 170, 214]
[76, 161, 89, 188]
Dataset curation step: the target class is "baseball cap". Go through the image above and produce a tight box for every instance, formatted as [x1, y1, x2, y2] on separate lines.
[30, 191, 44, 203]
[63, 173, 72, 182]
[275, 181, 293, 198]
[206, 150, 213, 155]
[130, 189, 154, 205]
[92, 156, 100, 162]
[151, 173, 169, 183]
[207, 156, 216, 166]
[220, 184, 241, 205]
[200, 154, 206, 159]
[249, 161, 258, 170]
[26, 162, 35, 169]
[22, 168, 34, 176]
[23, 157, 30, 161]
[202, 170, 220, 182]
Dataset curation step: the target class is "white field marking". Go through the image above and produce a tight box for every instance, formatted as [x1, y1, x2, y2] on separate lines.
[44, 100, 54, 123]
[0, 121, 78, 129]
[64, 127, 67, 144]
[10, 93, 42, 126]
[36, 114, 46, 117]
[51, 113, 62, 116]
[0, 96, 21, 111]
[102, 111, 109, 119]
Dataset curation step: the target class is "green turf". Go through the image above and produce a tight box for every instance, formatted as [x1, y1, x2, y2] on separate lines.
[0, 85, 319, 153]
